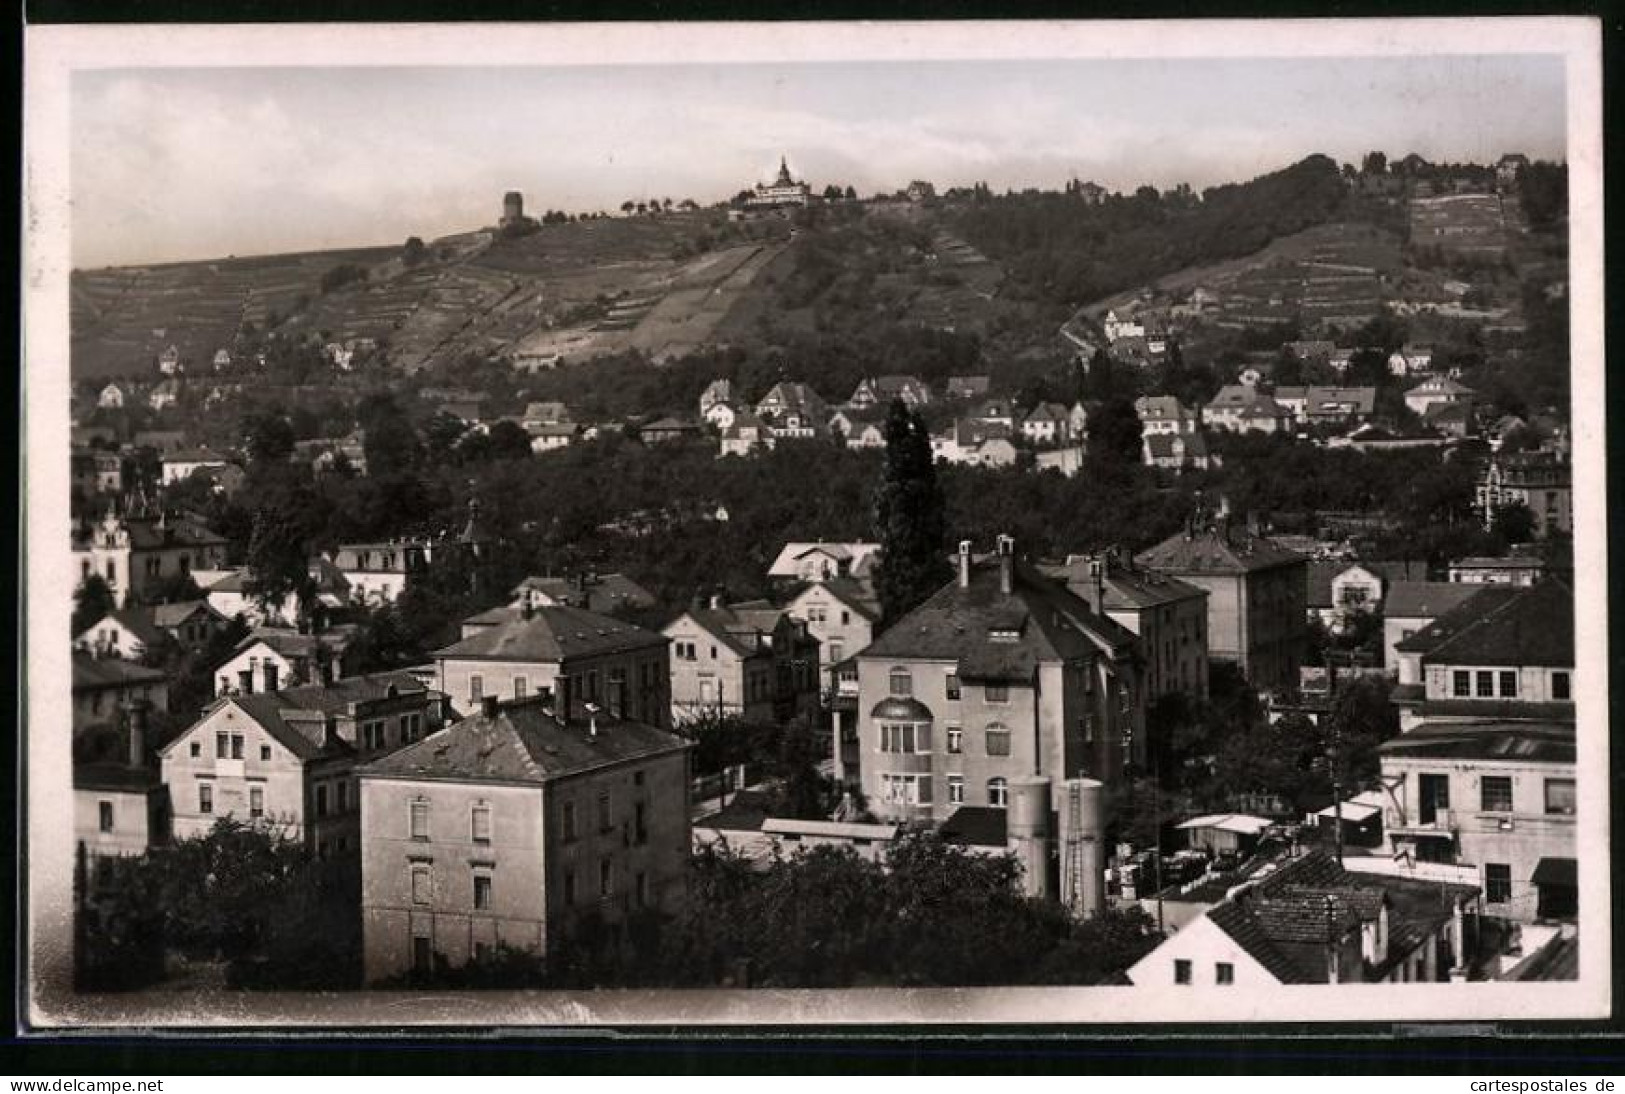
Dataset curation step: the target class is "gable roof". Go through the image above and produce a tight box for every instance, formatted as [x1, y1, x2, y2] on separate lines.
[1136, 527, 1306, 575]
[78, 608, 166, 649]
[357, 697, 687, 786]
[149, 599, 224, 629]
[1383, 580, 1483, 620]
[436, 605, 667, 663]
[790, 575, 881, 622]
[511, 572, 657, 614]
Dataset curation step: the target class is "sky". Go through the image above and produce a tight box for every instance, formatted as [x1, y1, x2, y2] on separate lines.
[69, 54, 1567, 268]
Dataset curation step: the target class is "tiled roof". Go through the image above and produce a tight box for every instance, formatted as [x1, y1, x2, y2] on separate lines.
[1379, 719, 1575, 764]
[125, 517, 228, 551]
[859, 556, 1136, 683]
[273, 670, 437, 717]
[512, 572, 657, 614]
[357, 697, 688, 785]
[1136, 528, 1307, 575]
[237, 626, 359, 661]
[436, 606, 667, 663]
[1384, 580, 1488, 620]
[74, 761, 162, 793]
[1409, 578, 1572, 668]
[225, 692, 333, 762]
[1038, 558, 1206, 611]
[149, 599, 222, 629]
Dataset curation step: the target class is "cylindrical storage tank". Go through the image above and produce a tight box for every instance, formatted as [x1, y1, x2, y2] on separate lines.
[1059, 778, 1107, 918]
[1006, 776, 1052, 900]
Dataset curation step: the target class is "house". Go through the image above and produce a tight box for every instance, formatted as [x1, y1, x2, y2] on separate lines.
[1067, 401, 1090, 437]
[1273, 386, 1377, 426]
[157, 345, 182, 376]
[1381, 581, 1484, 674]
[1403, 375, 1474, 418]
[1496, 153, 1530, 189]
[1126, 849, 1481, 986]
[664, 599, 821, 726]
[855, 537, 1145, 826]
[718, 413, 770, 458]
[97, 383, 127, 409]
[848, 375, 932, 409]
[767, 541, 883, 584]
[1389, 577, 1573, 728]
[507, 573, 657, 618]
[201, 560, 352, 627]
[1175, 814, 1273, 857]
[1202, 385, 1289, 434]
[162, 670, 449, 853]
[945, 376, 991, 401]
[827, 407, 888, 450]
[356, 693, 691, 983]
[1020, 402, 1072, 446]
[1034, 446, 1086, 477]
[76, 758, 166, 867]
[746, 156, 812, 209]
[638, 417, 702, 445]
[74, 609, 167, 661]
[1303, 560, 1429, 631]
[1379, 720, 1575, 923]
[1102, 310, 1145, 342]
[932, 420, 1018, 468]
[72, 503, 230, 608]
[698, 379, 734, 416]
[332, 539, 437, 604]
[160, 448, 231, 485]
[754, 382, 827, 425]
[1476, 453, 1572, 538]
[433, 603, 671, 723]
[147, 379, 182, 411]
[905, 180, 936, 202]
[1142, 431, 1215, 472]
[701, 399, 739, 432]
[214, 625, 362, 697]
[212, 348, 233, 371]
[1040, 552, 1210, 701]
[1389, 344, 1436, 378]
[967, 397, 1017, 431]
[1136, 516, 1309, 691]
[1134, 396, 1199, 436]
[70, 447, 124, 496]
[784, 577, 881, 695]
[72, 654, 170, 734]
[1447, 555, 1549, 586]
[528, 422, 580, 453]
[521, 401, 571, 427]
[1423, 400, 1475, 439]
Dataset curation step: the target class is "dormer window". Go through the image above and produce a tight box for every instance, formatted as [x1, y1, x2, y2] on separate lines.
[888, 668, 912, 696]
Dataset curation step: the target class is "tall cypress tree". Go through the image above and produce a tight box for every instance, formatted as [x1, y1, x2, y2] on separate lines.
[872, 400, 951, 626]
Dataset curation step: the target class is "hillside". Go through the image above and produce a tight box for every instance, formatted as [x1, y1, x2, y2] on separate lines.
[69, 212, 788, 380]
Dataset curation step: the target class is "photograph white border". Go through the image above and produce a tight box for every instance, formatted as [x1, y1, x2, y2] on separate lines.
[22, 16, 1609, 1029]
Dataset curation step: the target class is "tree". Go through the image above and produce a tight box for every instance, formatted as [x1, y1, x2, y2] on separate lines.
[243, 505, 315, 623]
[621, 200, 635, 215]
[402, 236, 427, 266]
[1491, 501, 1537, 546]
[871, 399, 950, 625]
[241, 410, 296, 467]
[357, 394, 421, 479]
[1086, 396, 1144, 469]
[1361, 151, 1388, 176]
[844, 185, 857, 202]
[73, 575, 117, 636]
[484, 419, 535, 462]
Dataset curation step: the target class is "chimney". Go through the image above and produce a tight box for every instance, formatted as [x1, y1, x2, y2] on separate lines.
[557, 675, 572, 724]
[481, 694, 500, 718]
[709, 592, 724, 611]
[996, 534, 1015, 595]
[520, 598, 535, 621]
[957, 540, 973, 587]
[126, 700, 149, 769]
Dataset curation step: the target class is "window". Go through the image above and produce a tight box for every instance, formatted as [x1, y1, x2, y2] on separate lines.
[829, 642, 843, 665]
[1544, 779, 1576, 816]
[316, 784, 329, 817]
[216, 732, 229, 759]
[1215, 962, 1235, 986]
[98, 801, 114, 832]
[634, 770, 646, 787]
[1452, 670, 1471, 698]
[199, 784, 213, 814]
[598, 792, 613, 832]
[562, 801, 578, 841]
[412, 936, 432, 973]
[238, 670, 253, 694]
[472, 803, 492, 843]
[402, 713, 422, 742]
[363, 721, 386, 751]
[410, 799, 430, 839]
[249, 787, 264, 818]
[880, 774, 932, 805]
[263, 663, 278, 691]
[599, 857, 614, 897]
[189, 741, 201, 758]
[634, 802, 647, 845]
[563, 870, 577, 905]
[946, 726, 963, 754]
[514, 676, 528, 700]
[473, 874, 492, 911]
[635, 872, 648, 908]
[984, 724, 1011, 757]
[1481, 776, 1513, 813]
[260, 744, 271, 761]
[889, 668, 912, 696]
[231, 734, 244, 760]
[1552, 671, 1571, 701]
[1476, 670, 1494, 698]
[1499, 670, 1518, 698]
[946, 673, 961, 700]
[1485, 863, 1512, 904]
[987, 778, 1008, 808]
[411, 865, 431, 905]
[985, 684, 1009, 704]
[1174, 959, 1192, 985]
[880, 722, 929, 754]
[337, 781, 349, 813]
[470, 675, 484, 702]
[947, 776, 964, 804]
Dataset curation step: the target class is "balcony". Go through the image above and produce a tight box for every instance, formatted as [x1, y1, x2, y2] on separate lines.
[1385, 807, 1456, 838]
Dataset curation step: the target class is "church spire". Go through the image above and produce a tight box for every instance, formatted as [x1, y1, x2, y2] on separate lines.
[776, 155, 794, 186]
